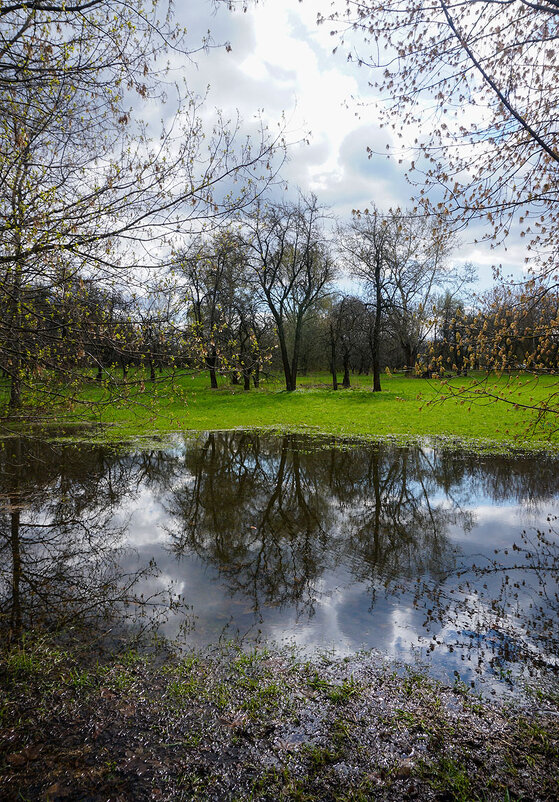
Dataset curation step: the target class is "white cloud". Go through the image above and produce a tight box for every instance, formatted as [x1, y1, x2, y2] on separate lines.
[159, 0, 531, 281]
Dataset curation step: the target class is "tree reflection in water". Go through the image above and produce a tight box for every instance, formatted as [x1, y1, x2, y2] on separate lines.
[0, 437, 180, 647]
[167, 435, 469, 613]
[0, 431, 558, 689]
[166, 433, 559, 686]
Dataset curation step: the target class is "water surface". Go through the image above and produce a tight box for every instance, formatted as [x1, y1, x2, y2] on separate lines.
[1, 432, 558, 694]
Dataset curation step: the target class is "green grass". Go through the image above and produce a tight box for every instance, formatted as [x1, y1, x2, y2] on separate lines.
[3, 369, 559, 447]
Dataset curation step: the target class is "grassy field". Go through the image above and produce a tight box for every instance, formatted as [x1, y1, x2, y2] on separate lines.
[27, 369, 555, 447]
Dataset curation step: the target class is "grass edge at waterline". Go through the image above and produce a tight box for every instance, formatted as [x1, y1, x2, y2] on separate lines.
[2, 371, 559, 449]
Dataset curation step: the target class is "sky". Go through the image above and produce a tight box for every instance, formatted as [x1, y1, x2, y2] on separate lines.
[171, 0, 527, 291]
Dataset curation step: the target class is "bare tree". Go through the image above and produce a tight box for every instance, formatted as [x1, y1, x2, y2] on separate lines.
[243, 194, 336, 391]
[340, 208, 459, 389]
[339, 208, 398, 392]
[175, 232, 240, 389]
[325, 295, 369, 389]
[388, 220, 467, 370]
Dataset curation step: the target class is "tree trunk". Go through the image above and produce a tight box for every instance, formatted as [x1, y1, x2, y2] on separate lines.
[276, 322, 295, 391]
[402, 341, 418, 372]
[331, 363, 338, 390]
[403, 342, 412, 371]
[371, 448, 381, 562]
[9, 372, 21, 408]
[207, 352, 218, 389]
[288, 318, 304, 392]
[372, 260, 382, 392]
[243, 371, 251, 390]
[253, 364, 260, 388]
[342, 351, 351, 388]
[330, 333, 338, 390]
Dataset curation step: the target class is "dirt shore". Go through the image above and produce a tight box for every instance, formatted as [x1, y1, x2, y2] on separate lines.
[1, 641, 558, 801]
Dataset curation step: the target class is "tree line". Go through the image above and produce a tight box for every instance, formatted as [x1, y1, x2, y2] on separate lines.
[1, 1, 558, 416]
[5, 181, 558, 409]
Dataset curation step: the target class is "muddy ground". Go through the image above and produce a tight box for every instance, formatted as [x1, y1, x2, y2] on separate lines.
[1, 640, 558, 801]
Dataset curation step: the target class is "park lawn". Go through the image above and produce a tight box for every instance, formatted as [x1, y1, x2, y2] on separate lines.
[67, 370, 559, 447]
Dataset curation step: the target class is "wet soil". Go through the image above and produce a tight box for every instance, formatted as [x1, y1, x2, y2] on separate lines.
[1, 640, 558, 801]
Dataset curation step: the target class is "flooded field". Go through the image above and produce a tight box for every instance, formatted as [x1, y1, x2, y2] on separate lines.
[1, 432, 558, 696]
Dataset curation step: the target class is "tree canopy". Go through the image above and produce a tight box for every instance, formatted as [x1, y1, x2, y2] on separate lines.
[322, 0, 559, 270]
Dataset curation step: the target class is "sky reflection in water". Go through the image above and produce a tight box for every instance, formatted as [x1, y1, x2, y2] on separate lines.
[1, 432, 558, 694]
